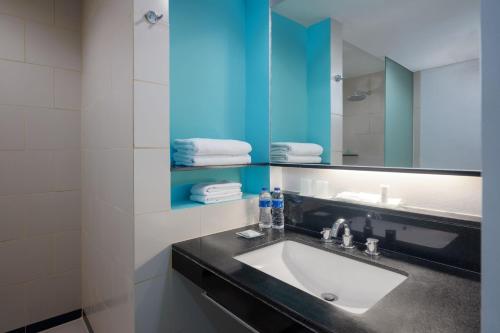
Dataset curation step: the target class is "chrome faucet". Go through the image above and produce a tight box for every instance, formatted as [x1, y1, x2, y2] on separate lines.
[332, 218, 348, 238]
[321, 218, 353, 246]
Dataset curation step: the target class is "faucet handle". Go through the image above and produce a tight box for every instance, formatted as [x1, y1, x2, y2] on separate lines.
[365, 238, 380, 256]
[320, 228, 333, 243]
[341, 225, 355, 249]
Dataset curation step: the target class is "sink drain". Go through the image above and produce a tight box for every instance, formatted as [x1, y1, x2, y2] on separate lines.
[321, 293, 338, 302]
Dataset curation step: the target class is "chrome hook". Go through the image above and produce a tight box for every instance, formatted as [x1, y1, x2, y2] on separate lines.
[334, 74, 344, 82]
[145, 10, 164, 24]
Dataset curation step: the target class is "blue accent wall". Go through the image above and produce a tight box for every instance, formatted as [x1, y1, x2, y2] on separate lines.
[307, 19, 331, 163]
[170, 0, 246, 143]
[271, 13, 308, 143]
[385, 57, 414, 167]
[271, 15, 331, 163]
[245, 0, 271, 163]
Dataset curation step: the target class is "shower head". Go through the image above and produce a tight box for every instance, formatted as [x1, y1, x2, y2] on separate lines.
[347, 90, 371, 102]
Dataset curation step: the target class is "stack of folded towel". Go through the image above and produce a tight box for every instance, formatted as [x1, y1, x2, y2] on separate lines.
[173, 138, 252, 166]
[271, 142, 323, 163]
[190, 182, 243, 204]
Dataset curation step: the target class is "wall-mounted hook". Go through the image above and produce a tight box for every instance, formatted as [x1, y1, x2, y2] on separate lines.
[145, 10, 164, 24]
[334, 74, 344, 82]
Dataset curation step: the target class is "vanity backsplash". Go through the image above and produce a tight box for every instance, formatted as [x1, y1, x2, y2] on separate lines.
[284, 193, 481, 273]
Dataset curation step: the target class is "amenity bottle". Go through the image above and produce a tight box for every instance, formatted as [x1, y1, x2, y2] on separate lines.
[258, 188, 272, 229]
[271, 187, 285, 229]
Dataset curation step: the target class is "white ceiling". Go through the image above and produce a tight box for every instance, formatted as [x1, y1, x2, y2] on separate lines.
[343, 41, 384, 78]
[273, 0, 481, 72]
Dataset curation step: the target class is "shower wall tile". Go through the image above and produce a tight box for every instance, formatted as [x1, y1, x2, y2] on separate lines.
[0, 283, 26, 332]
[55, 68, 82, 110]
[55, 0, 81, 31]
[134, 80, 170, 148]
[53, 231, 81, 274]
[0, 59, 53, 108]
[51, 150, 82, 191]
[134, 148, 170, 214]
[0, 0, 54, 25]
[0, 14, 24, 62]
[25, 269, 81, 324]
[25, 108, 81, 150]
[0, 195, 24, 242]
[26, 21, 81, 70]
[0, 105, 25, 150]
[82, 0, 135, 331]
[0, 2, 82, 330]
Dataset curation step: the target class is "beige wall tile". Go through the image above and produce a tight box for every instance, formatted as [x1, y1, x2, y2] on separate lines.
[0, 60, 53, 107]
[0, 283, 26, 332]
[53, 191, 81, 232]
[55, 0, 81, 31]
[81, 1, 135, 329]
[0, 236, 51, 285]
[55, 69, 82, 110]
[0, 14, 24, 62]
[0, 151, 53, 195]
[53, 231, 81, 274]
[0, 105, 25, 150]
[134, 208, 201, 283]
[23, 193, 58, 237]
[133, 81, 170, 148]
[134, 148, 170, 214]
[51, 150, 82, 191]
[25, 269, 81, 324]
[201, 198, 258, 236]
[99, 149, 134, 213]
[0, 0, 54, 25]
[0, 1, 83, 329]
[108, 260, 134, 333]
[26, 22, 81, 70]
[25, 108, 80, 150]
[0, 195, 24, 242]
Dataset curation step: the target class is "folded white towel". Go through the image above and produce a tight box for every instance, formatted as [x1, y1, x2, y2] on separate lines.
[175, 148, 245, 157]
[190, 192, 243, 204]
[271, 142, 323, 156]
[174, 138, 252, 156]
[271, 154, 322, 164]
[191, 182, 242, 195]
[174, 153, 251, 166]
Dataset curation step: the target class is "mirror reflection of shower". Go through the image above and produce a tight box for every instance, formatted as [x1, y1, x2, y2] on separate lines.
[342, 41, 386, 166]
[348, 90, 371, 102]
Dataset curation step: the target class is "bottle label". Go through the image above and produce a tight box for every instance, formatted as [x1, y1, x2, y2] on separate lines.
[272, 199, 284, 209]
[259, 200, 271, 208]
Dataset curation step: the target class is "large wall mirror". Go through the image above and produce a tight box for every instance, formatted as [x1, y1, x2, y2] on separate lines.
[270, 0, 481, 172]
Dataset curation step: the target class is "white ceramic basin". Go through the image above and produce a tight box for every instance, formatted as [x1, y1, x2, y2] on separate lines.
[233, 241, 407, 314]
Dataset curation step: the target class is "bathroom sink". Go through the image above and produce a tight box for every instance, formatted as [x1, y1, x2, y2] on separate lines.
[233, 240, 407, 314]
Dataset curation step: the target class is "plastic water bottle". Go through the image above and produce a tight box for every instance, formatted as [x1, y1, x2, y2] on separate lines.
[271, 187, 285, 229]
[258, 188, 272, 229]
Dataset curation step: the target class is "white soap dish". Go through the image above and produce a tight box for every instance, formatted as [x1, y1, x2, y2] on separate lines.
[236, 230, 264, 239]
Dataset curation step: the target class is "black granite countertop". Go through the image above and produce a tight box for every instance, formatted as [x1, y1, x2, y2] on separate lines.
[172, 226, 480, 333]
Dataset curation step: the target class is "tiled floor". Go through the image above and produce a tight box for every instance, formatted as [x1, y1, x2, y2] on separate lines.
[40, 319, 88, 333]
